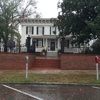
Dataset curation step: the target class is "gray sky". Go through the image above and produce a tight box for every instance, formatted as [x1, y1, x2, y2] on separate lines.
[36, 0, 60, 18]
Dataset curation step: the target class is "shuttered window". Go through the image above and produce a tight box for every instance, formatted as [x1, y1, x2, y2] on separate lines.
[36, 39, 43, 48]
[50, 27, 56, 35]
[26, 26, 34, 34]
[37, 27, 44, 35]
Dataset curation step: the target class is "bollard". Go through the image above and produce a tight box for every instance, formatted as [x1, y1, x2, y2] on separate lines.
[25, 56, 29, 79]
[95, 56, 99, 81]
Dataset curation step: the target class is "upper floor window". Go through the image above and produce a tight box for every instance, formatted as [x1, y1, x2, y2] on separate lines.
[50, 27, 56, 35]
[37, 27, 44, 35]
[26, 26, 34, 34]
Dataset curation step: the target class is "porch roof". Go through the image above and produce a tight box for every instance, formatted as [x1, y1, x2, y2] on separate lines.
[31, 34, 72, 39]
[31, 35, 57, 39]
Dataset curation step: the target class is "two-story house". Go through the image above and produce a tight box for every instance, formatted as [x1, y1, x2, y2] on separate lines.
[18, 18, 73, 56]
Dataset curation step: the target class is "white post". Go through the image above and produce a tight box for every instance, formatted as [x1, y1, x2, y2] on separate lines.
[25, 56, 29, 79]
[96, 63, 99, 81]
[26, 63, 28, 79]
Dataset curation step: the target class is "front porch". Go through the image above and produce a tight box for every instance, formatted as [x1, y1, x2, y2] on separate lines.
[31, 35, 60, 56]
[35, 48, 58, 57]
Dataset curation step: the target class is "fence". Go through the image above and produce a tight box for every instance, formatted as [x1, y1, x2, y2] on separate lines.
[0, 46, 27, 53]
[64, 47, 91, 53]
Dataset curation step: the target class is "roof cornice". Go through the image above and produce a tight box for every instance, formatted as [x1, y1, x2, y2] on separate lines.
[17, 18, 57, 23]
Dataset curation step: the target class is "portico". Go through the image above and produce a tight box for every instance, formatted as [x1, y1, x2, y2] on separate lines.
[31, 35, 61, 56]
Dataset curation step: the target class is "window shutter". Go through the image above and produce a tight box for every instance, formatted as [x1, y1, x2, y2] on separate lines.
[50, 27, 51, 35]
[26, 26, 28, 34]
[37, 27, 38, 35]
[32, 27, 34, 34]
[42, 27, 44, 35]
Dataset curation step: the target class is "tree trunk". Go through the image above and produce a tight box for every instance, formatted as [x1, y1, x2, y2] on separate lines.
[4, 42, 7, 52]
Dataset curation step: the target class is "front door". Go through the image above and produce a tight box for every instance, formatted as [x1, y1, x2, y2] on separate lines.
[50, 42, 55, 51]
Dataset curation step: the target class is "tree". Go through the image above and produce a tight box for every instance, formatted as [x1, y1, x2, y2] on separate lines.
[0, 0, 41, 52]
[91, 39, 100, 54]
[55, 0, 100, 46]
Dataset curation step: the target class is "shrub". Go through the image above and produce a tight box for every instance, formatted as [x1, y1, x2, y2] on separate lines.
[91, 39, 100, 54]
[58, 49, 61, 54]
[42, 49, 47, 54]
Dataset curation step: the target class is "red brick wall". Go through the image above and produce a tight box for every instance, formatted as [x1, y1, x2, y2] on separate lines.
[60, 54, 100, 70]
[0, 53, 100, 70]
[0, 53, 35, 70]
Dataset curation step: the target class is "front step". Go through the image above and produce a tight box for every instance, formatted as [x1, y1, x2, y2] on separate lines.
[46, 52, 58, 57]
[31, 58, 60, 70]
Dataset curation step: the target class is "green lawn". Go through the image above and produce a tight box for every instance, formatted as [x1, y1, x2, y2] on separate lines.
[0, 71, 100, 84]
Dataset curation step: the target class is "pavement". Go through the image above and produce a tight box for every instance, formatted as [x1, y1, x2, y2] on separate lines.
[1, 83, 100, 100]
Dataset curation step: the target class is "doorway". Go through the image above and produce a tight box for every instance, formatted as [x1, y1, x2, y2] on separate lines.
[50, 42, 55, 51]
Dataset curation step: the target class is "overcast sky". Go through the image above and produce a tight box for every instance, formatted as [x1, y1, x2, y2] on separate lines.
[36, 0, 60, 18]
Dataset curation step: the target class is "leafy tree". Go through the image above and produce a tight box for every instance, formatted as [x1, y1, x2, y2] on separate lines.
[91, 39, 100, 54]
[0, 0, 41, 52]
[55, 0, 100, 46]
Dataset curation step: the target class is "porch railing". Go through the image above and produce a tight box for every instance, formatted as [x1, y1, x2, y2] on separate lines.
[0, 46, 91, 54]
[64, 47, 90, 53]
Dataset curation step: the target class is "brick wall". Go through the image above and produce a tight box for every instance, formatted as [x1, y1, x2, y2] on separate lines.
[60, 54, 100, 70]
[0, 53, 100, 70]
[0, 53, 35, 70]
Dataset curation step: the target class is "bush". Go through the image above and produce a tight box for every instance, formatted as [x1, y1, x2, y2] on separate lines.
[58, 49, 61, 54]
[84, 48, 92, 54]
[42, 49, 47, 54]
[91, 39, 100, 54]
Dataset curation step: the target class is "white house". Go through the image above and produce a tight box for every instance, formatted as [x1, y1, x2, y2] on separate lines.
[18, 18, 79, 56]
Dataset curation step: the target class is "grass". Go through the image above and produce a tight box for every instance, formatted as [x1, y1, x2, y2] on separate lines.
[0, 71, 99, 84]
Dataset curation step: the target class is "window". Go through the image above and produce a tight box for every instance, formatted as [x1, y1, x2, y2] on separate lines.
[26, 26, 34, 34]
[36, 39, 43, 47]
[38, 40, 42, 47]
[37, 27, 44, 35]
[29, 26, 32, 34]
[50, 27, 56, 35]
[38, 27, 42, 35]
